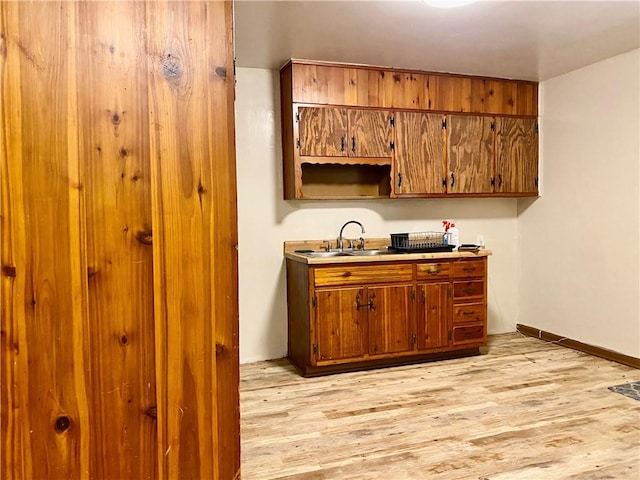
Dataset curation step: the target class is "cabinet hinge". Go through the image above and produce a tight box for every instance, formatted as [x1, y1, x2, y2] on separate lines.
[390, 141, 395, 151]
[442, 119, 447, 129]
[535, 122, 539, 133]
[295, 112, 300, 122]
[490, 121, 495, 132]
[534, 177, 539, 188]
[296, 138, 301, 149]
[390, 116, 395, 127]
[313, 344, 318, 354]
[312, 296, 317, 307]
[448, 331, 452, 341]
[411, 289, 416, 300]
[447, 287, 452, 299]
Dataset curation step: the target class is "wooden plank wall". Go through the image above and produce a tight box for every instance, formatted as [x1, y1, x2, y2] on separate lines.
[0, 1, 239, 479]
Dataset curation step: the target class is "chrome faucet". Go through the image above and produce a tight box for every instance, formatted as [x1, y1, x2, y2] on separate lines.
[337, 220, 365, 250]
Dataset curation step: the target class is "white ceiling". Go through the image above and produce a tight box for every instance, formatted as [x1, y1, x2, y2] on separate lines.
[234, 0, 640, 81]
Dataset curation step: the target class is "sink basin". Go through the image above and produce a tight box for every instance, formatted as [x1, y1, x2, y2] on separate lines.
[303, 251, 351, 258]
[346, 249, 394, 256]
[301, 249, 393, 258]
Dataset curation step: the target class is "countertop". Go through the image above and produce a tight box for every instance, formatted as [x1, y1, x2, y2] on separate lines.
[284, 239, 492, 265]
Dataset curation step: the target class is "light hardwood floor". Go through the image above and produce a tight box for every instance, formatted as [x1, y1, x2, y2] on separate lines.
[240, 333, 640, 479]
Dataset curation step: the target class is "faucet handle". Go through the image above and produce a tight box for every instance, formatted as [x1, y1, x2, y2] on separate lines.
[323, 240, 332, 251]
[359, 237, 365, 250]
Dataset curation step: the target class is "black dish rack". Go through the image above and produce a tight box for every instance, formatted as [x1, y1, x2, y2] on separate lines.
[388, 231, 455, 253]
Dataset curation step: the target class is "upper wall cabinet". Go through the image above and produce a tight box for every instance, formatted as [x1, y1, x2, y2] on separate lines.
[280, 60, 539, 200]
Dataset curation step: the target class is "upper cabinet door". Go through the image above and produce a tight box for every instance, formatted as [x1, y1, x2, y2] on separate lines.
[348, 109, 393, 158]
[394, 111, 445, 195]
[447, 115, 494, 194]
[495, 117, 539, 194]
[298, 106, 348, 157]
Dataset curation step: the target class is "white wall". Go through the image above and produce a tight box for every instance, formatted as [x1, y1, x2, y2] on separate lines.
[236, 67, 521, 363]
[518, 49, 640, 358]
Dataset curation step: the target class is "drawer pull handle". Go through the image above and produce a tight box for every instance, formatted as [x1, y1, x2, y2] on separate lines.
[463, 266, 476, 273]
[462, 288, 473, 295]
[428, 267, 441, 275]
[462, 311, 476, 316]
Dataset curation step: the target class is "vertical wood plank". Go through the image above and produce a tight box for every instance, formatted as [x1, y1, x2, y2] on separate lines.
[1, 2, 90, 479]
[75, 2, 157, 478]
[147, 1, 238, 479]
[205, 3, 240, 478]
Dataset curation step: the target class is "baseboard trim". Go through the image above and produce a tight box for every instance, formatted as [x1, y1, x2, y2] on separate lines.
[516, 324, 640, 369]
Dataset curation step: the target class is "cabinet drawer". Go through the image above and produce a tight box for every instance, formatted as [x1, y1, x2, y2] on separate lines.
[416, 262, 450, 281]
[314, 264, 413, 287]
[452, 324, 485, 345]
[453, 260, 485, 279]
[453, 280, 484, 299]
[453, 303, 486, 324]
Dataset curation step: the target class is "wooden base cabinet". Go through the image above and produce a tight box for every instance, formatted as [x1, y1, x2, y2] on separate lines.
[286, 256, 488, 376]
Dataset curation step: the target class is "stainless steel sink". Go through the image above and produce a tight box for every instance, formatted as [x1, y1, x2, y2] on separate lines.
[301, 249, 393, 258]
[346, 249, 394, 256]
[303, 251, 351, 258]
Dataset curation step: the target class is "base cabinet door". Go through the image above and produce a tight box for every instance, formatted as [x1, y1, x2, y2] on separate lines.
[367, 285, 414, 355]
[315, 288, 367, 362]
[417, 282, 451, 350]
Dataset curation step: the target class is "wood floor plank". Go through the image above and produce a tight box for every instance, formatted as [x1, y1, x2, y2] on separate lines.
[241, 333, 640, 480]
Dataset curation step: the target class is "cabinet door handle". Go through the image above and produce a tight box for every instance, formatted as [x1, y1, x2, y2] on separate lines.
[355, 294, 375, 310]
[341, 136, 345, 152]
[498, 174, 502, 188]
[351, 136, 356, 152]
[398, 173, 403, 188]
[450, 173, 455, 188]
